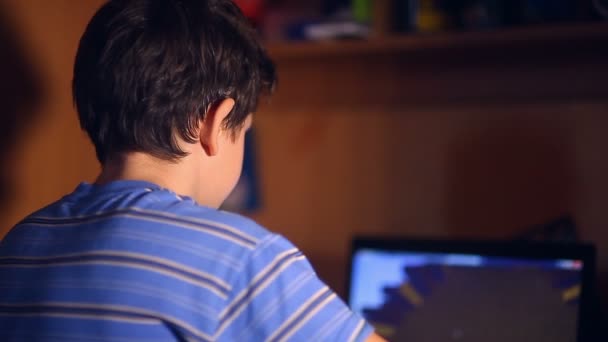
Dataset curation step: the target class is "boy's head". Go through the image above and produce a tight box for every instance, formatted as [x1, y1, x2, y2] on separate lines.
[73, 0, 275, 205]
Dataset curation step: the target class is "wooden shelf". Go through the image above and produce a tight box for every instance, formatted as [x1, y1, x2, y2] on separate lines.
[266, 22, 608, 59]
[261, 22, 608, 112]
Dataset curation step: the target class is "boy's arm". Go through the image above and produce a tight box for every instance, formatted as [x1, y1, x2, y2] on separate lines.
[216, 233, 382, 341]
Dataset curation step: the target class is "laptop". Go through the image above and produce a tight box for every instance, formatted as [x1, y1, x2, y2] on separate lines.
[347, 238, 596, 342]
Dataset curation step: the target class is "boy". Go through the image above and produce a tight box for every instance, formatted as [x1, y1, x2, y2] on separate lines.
[0, 0, 385, 341]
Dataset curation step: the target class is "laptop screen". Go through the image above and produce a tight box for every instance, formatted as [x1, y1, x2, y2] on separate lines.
[349, 244, 590, 342]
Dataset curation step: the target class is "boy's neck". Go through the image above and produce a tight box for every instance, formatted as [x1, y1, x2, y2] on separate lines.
[96, 152, 202, 203]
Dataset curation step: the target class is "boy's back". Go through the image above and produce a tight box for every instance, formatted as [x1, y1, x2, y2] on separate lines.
[0, 180, 372, 341]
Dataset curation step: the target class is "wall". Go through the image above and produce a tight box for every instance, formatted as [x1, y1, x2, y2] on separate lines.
[249, 37, 608, 302]
[251, 104, 608, 298]
[0, 0, 103, 236]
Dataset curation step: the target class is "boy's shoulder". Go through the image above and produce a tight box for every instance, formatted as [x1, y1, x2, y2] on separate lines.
[26, 182, 275, 251]
[143, 191, 273, 245]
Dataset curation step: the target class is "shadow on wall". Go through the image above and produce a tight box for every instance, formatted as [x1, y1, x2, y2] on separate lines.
[0, 5, 43, 218]
[444, 116, 574, 238]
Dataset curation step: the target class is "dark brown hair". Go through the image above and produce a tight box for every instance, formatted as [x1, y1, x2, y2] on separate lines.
[73, 0, 276, 163]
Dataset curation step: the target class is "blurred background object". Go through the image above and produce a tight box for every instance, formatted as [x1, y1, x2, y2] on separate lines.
[0, 4, 43, 219]
[233, 0, 265, 26]
[221, 129, 262, 212]
[593, 0, 608, 20]
[0, 0, 101, 236]
[242, 0, 606, 42]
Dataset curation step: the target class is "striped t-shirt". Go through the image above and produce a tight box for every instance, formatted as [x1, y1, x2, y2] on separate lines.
[0, 180, 373, 341]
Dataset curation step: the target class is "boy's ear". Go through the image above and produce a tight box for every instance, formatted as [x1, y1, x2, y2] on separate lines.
[199, 98, 235, 156]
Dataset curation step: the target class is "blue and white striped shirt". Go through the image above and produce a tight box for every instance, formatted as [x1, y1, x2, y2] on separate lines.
[0, 180, 373, 341]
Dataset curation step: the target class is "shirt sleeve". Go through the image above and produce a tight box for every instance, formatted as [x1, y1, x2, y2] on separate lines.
[214, 234, 375, 342]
